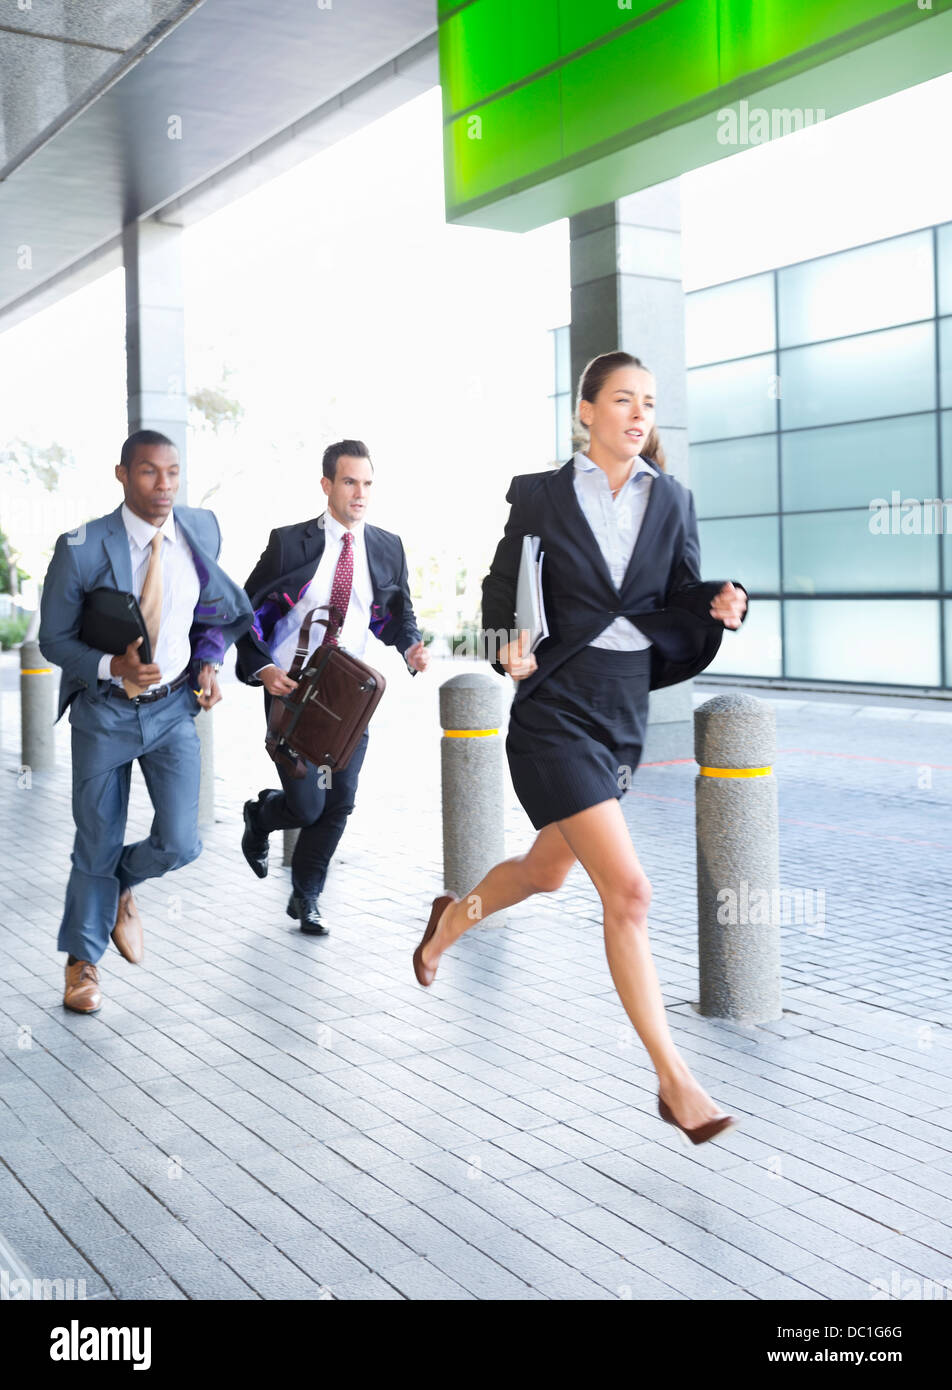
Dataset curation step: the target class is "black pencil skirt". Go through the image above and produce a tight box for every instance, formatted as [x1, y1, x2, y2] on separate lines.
[505, 645, 652, 831]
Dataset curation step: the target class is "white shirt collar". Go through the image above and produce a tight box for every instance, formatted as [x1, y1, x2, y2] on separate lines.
[322, 510, 363, 544]
[121, 501, 177, 549]
[573, 450, 657, 482]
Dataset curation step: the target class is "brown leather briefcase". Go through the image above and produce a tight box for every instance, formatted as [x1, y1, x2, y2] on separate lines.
[265, 605, 386, 779]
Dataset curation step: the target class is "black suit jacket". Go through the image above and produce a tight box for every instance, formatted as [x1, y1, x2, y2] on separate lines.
[234, 514, 422, 686]
[480, 460, 748, 700]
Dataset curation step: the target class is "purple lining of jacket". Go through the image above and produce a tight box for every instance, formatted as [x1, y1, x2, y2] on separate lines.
[250, 593, 393, 653]
[187, 546, 227, 668]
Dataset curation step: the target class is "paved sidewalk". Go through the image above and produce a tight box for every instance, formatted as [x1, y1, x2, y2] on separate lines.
[1, 650, 951, 1301]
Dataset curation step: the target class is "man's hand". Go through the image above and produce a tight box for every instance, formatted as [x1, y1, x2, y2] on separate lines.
[195, 664, 223, 710]
[110, 637, 161, 691]
[406, 640, 430, 673]
[500, 630, 538, 682]
[258, 664, 298, 696]
[710, 581, 747, 630]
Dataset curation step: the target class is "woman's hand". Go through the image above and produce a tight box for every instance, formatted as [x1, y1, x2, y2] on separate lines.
[500, 630, 538, 681]
[710, 582, 747, 629]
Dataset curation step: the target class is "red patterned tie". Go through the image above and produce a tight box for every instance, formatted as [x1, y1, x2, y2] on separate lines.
[321, 530, 353, 646]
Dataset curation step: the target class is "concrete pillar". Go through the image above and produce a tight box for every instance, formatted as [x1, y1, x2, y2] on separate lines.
[123, 217, 189, 485]
[439, 674, 507, 925]
[124, 215, 212, 814]
[569, 180, 694, 761]
[695, 694, 782, 1023]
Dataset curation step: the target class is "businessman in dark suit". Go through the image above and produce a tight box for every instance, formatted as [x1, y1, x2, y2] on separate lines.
[235, 439, 429, 934]
[38, 429, 254, 1014]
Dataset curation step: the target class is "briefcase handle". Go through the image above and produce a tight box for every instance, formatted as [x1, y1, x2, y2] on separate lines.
[289, 604, 344, 678]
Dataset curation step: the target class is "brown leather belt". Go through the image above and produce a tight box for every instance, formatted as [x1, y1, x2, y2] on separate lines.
[105, 669, 190, 705]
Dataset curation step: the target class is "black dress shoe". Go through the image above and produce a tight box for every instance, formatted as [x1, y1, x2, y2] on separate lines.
[241, 791, 273, 879]
[287, 893, 329, 936]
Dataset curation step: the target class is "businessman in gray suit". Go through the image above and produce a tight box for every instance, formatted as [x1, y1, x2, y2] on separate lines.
[39, 430, 254, 1014]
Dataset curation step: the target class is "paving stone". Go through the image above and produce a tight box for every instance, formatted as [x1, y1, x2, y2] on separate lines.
[3, 666, 951, 1302]
[381, 1257, 476, 1300]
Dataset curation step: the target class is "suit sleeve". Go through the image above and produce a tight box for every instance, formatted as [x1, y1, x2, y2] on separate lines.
[666, 491, 749, 629]
[390, 541, 423, 674]
[480, 476, 525, 675]
[38, 533, 107, 693]
[188, 509, 227, 671]
[234, 528, 284, 684]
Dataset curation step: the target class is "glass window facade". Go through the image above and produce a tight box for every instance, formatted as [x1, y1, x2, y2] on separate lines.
[784, 600, 941, 686]
[687, 352, 777, 443]
[777, 231, 934, 347]
[779, 322, 936, 432]
[692, 435, 778, 518]
[683, 223, 950, 689]
[684, 272, 774, 368]
[781, 414, 938, 512]
[705, 600, 782, 679]
[549, 324, 573, 461]
[938, 222, 952, 319]
[699, 516, 780, 592]
[783, 509, 939, 594]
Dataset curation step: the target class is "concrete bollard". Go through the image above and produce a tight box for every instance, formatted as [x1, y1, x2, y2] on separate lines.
[19, 626, 56, 774]
[283, 827, 299, 866]
[439, 673, 506, 923]
[695, 693, 782, 1024]
[196, 709, 215, 828]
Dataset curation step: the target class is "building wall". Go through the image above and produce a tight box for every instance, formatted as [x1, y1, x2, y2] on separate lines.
[550, 219, 952, 691]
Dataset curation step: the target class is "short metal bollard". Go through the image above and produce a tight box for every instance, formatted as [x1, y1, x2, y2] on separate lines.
[283, 827, 299, 866]
[20, 628, 56, 774]
[695, 693, 782, 1023]
[439, 673, 506, 922]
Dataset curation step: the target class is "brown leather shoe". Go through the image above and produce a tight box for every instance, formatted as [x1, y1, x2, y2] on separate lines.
[64, 960, 102, 1014]
[413, 893, 456, 987]
[658, 1094, 738, 1146]
[111, 888, 143, 964]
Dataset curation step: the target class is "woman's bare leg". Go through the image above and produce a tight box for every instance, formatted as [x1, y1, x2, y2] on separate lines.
[555, 798, 728, 1132]
[420, 822, 576, 979]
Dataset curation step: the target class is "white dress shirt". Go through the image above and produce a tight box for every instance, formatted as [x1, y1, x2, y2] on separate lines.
[572, 450, 658, 651]
[97, 503, 201, 689]
[266, 512, 374, 671]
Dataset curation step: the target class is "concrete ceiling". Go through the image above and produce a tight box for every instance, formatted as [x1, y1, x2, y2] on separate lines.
[0, 1, 194, 171]
[0, 0, 437, 327]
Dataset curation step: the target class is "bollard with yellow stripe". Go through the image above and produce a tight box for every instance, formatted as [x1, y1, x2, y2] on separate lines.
[698, 765, 772, 779]
[694, 693, 782, 1025]
[19, 633, 57, 773]
[439, 672, 507, 920]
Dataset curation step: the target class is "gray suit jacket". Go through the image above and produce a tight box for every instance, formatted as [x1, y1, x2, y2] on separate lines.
[39, 503, 254, 721]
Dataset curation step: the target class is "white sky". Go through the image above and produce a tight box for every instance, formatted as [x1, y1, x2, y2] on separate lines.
[1, 73, 950, 617]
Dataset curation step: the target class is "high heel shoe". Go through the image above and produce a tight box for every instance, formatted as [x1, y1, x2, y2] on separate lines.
[413, 893, 456, 987]
[658, 1093, 738, 1146]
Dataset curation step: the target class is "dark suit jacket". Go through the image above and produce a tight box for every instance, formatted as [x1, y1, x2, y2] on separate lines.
[234, 514, 422, 686]
[39, 504, 254, 721]
[480, 460, 748, 700]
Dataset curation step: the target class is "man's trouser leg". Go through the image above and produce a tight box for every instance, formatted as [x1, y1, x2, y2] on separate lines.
[118, 691, 202, 891]
[58, 753, 134, 965]
[257, 730, 369, 899]
[58, 686, 201, 962]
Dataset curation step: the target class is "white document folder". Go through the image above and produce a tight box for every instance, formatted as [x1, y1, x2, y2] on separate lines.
[515, 534, 549, 653]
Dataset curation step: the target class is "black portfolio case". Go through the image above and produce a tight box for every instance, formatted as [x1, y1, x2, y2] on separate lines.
[79, 588, 152, 664]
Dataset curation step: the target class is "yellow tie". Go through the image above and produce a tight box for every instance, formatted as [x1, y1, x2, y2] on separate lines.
[124, 532, 163, 698]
